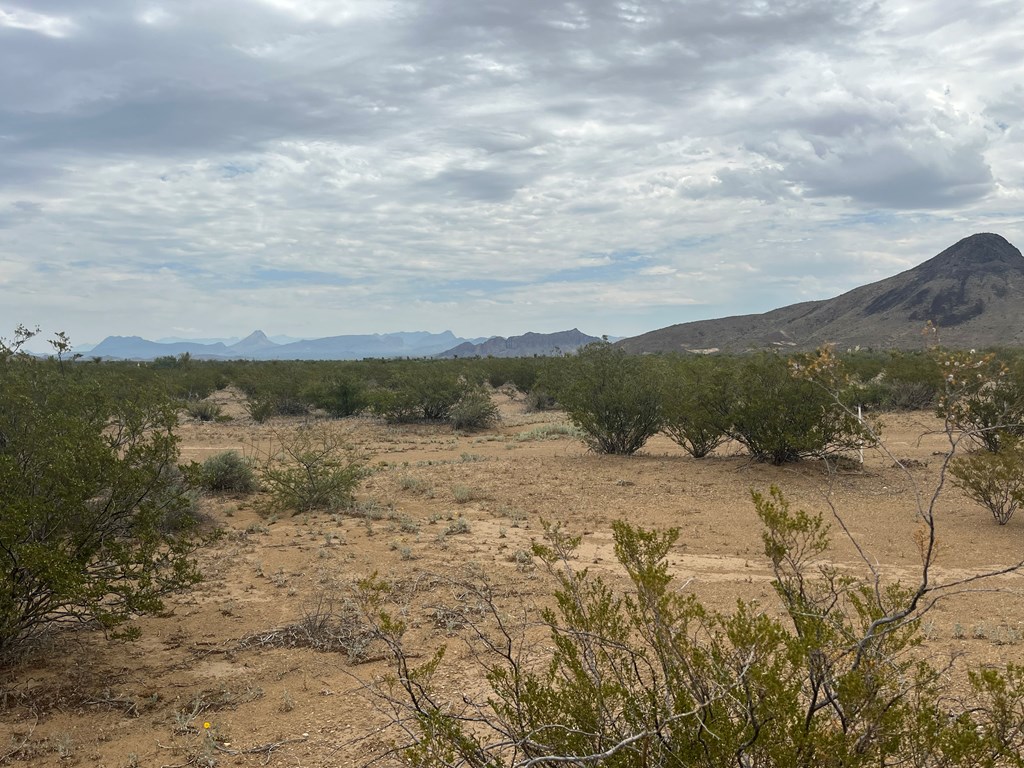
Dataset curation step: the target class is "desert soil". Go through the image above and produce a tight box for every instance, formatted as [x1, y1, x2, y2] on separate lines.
[3, 389, 1024, 767]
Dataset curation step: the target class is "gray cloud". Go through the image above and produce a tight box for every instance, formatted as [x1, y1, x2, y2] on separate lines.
[0, 0, 1022, 343]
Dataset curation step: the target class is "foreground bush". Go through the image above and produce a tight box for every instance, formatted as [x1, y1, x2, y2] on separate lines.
[0, 328, 201, 659]
[553, 343, 663, 455]
[369, 487, 1024, 767]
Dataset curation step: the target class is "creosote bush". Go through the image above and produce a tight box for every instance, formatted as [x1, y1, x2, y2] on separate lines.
[730, 351, 873, 464]
[257, 424, 364, 514]
[553, 342, 663, 455]
[302, 376, 369, 418]
[449, 388, 500, 432]
[936, 350, 1024, 453]
[370, 365, 471, 424]
[0, 327, 202, 660]
[199, 450, 259, 494]
[950, 441, 1024, 524]
[367, 486, 1024, 767]
[659, 355, 734, 458]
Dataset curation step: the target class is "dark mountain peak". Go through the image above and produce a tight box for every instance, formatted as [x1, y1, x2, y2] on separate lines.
[861, 233, 1024, 327]
[919, 232, 1024, 278]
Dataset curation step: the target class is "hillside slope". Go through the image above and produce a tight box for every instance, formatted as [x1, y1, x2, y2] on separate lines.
[619, 233, 1024, 353]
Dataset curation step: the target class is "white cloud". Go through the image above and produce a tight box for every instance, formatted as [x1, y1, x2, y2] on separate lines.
[0, 6, 74, 37]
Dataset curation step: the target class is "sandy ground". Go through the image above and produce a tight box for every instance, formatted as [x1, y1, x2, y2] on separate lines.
[3, 389, 1024, 767]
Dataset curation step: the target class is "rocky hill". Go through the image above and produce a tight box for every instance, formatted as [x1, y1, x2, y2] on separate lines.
[619, 233, 1024, 353]
[437, 328, 602, 358]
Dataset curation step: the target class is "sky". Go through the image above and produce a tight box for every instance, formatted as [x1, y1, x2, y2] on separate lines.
[1, 0, 1023, 348]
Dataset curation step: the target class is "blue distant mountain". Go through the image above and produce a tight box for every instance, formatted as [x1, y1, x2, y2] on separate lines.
[85, 330, 489, 361]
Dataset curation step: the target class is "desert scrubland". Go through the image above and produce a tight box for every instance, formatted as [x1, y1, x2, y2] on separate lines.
[3, 381, 1024, 766]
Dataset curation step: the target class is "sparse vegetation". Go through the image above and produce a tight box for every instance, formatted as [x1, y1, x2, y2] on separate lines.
[444, 516, 471, 535]
[368, 487, 1024, 767]
[10, 338, 1024, 765]
[452, 485, 482, 504]
[397, 474, 432, 494]
[513, 423, 581, 441]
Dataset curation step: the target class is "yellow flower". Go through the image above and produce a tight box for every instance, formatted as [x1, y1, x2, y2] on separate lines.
[203, 722, 211, 730]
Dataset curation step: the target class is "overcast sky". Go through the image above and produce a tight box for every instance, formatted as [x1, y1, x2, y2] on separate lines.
[1, 0, 1022, 346]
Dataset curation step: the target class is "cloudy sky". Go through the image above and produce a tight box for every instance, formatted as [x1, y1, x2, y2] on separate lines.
[1, 0, 1022, 346]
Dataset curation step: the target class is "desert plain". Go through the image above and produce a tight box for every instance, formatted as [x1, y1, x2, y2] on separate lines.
[2, 388, 1024, 767]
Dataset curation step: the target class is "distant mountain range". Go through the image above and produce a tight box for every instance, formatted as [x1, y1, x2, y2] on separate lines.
[620, 233, 1024, 353]
[83, 329, 600, 361]
[79, 233, 1020, 361]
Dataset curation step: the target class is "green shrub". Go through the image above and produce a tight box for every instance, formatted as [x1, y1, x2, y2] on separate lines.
[553, 343, 662, 455]
[660, 356, 734, 457]
[245, 392, 276, 423]
[950, 442, 1024, 524]
[729, 353, 871, 464]
[258, 424, 364, 514]
[185, 399, 222, 422]
[449, 388, 500, 432]
[478, 358, 542, 394]
[200, 451, 259, 494]
[369, 488, 1024, 767]
[877, 377, 937, 410]
[484, 366, 509, 389]
[369, 364, 470, 423]
[846, 351, 942, 412]
[507, 360, 542, 395]
[303, 376, 368, 418]
[0, 328, 201, 659]
[878, 352, 943, 409]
